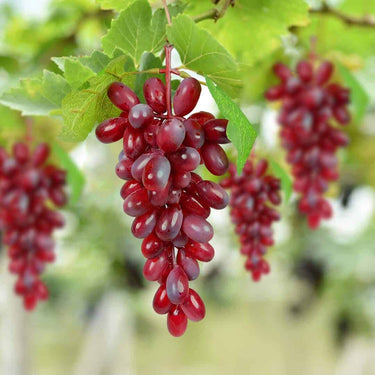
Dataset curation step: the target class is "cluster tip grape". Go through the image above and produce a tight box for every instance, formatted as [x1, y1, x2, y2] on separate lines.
[265, 59, 350, 229]
[221, 159, 281, 281]
[0, 143, 66, 310]
[96, 60, 231, 336]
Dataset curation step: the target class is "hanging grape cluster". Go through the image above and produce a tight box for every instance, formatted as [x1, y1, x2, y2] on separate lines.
[95, 55, 230, 336]
[0, 143, 66, 310]
[221, 159, 281, 281]
[265, 60, 350, 229]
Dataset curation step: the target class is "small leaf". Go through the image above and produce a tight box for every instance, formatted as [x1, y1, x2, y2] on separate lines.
[269, 159, 292, 203]
[167, 15, 241, 97]
[206, 77, 257, 174]
[0, 71, 70, 116]
[96, 0, 133, 11]
[52, 142, 85, 205]
[337, 63, 369, 125]
[60, 55, 136, 142]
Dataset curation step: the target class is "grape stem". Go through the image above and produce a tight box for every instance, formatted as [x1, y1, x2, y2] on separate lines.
[310, 2, 375, 28]
[192, 0, 235, 23]
[164, 44, 173, 118]
[161, 0, 172, 26]
[25, 118, 34, 146]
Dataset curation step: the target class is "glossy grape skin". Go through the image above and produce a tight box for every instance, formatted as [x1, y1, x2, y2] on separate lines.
[177, 250, 200, 281]
[172, 231, 189, 248]
[155, 206, 183, 241]
[142, 155, 171, 192]
[201, 143, 229, 176]
[144, 77, 167, 114]
[131, 210, 157, 238]
[156, 118, 185, 153]
[131, 153, 153, 182]
[181, 289, 205, 322]
[166, 265, 189, 304]
[123, 188, 152, 217]
[182, 215, 214, 243]
[183, 119, 205, 149]
[203, 119, 230, 144]
[128, 104, 154, 129]
[168, 147, 201, 172]
[196, 181, 229, 209]
[167, 305, 188, 337]
[184, 241, 214, 262]
[123, 126, 147, 159]
[120, 180, 142, 200]
[173, 78, 201, 116]
[148, 179, 171, 206]
[108, 82, 140, 111]
[96, 117, 127, 143]
[153, 285, 172, 314]
[141, 233, 165, 258]
[172, 171, 191, 189]
[143, 253, 168, 281]
[180, 194, 210, 219]
[115, 158, 133, 180]
[189, 111, 215, 125]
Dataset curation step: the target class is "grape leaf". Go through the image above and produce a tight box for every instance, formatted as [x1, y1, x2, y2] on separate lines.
[187, 0, 309, 66]
[269, 159, 292, 203]
[102, 0, 184, 66]
[60, 55, 136, 142]
[337, 63, 369, 125]
[52, 142, 85, 206]
[0, 71, 71, 116]
[206, 77, 257, 174]
[167, 15, 241, 97]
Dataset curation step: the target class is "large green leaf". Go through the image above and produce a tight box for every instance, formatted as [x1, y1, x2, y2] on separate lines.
[52, 142, 85, 206]
[167, 15, 241, 97]
[102, 0, 184, 66]
[60, 55, 136, 142]
[187, 0, 309, 66]
[206, 77, 257, 174]
[337, 63, 369, 125]
[0, 71, 71, 116]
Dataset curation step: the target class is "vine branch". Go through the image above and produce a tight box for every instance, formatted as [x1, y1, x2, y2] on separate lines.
[192, 0, 235, 23]
[310, 3, 375, 28]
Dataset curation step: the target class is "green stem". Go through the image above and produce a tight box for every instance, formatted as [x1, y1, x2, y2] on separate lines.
[192, 0, 235, 23]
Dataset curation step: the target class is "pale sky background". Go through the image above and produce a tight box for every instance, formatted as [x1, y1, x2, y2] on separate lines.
[0, 0, 51, 18]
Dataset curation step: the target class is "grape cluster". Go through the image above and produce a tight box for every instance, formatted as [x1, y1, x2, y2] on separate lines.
[265, 60, 350, 229]
[221, 159, 281, 281]
[96, 76, 230, 336]
[0, 143, 66, 310]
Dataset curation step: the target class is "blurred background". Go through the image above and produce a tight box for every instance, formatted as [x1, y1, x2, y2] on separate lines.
[0, 0, 375, 374]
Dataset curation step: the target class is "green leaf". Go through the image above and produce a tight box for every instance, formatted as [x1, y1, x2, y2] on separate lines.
[96, 0, 133, 11]
[337, 63, 369, 125]
[52, 142, 85, 205]
[269, 159, 292, 203]
[187, 0, 309, 66]
[167, 15, 241, 97]
[102, 0, 184, 66]
[60, 55, 136, 142]
[134, 52, 163, 102]
[0, 71, 71, 116]
[206, 77, 257, 174]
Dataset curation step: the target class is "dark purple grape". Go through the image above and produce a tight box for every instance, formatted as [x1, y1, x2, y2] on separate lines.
[123, 188, 152, 217]
[143, 119, 160, 146]
[183, 119, 205, 148]
[181, 289, 205, 322]
[182, 215, 213, 243]
[141, 233, 165, 258]
[128, 104, 153, 129]
[180, 194, 210, 218]
[172, 231, 189, 248]
[201, 143, 229, 176]
[148, 178, 171, 206]
[131, 210, 157, 238]
[142, 154, 171, 192]
[172, 171, 191, 188]
[122, 126, 147, 159]
[196, 180, 229, 209]
[156, 118, 185, 153]
[168, 147, 201, 172]
[203, 119, 230, 144]
[155, 206, 183, 241]
[167, 188, 181, 205]
[108, 82, 139, 111]
[131, 153, 153, 181]
[173, 78, 201, 116]
[166, 265, 189, 304]
[144, 77, 167, 114]
[115, 157, 133, 180]
[96, 117, 127, 143]
[177, 250, 200, 281]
